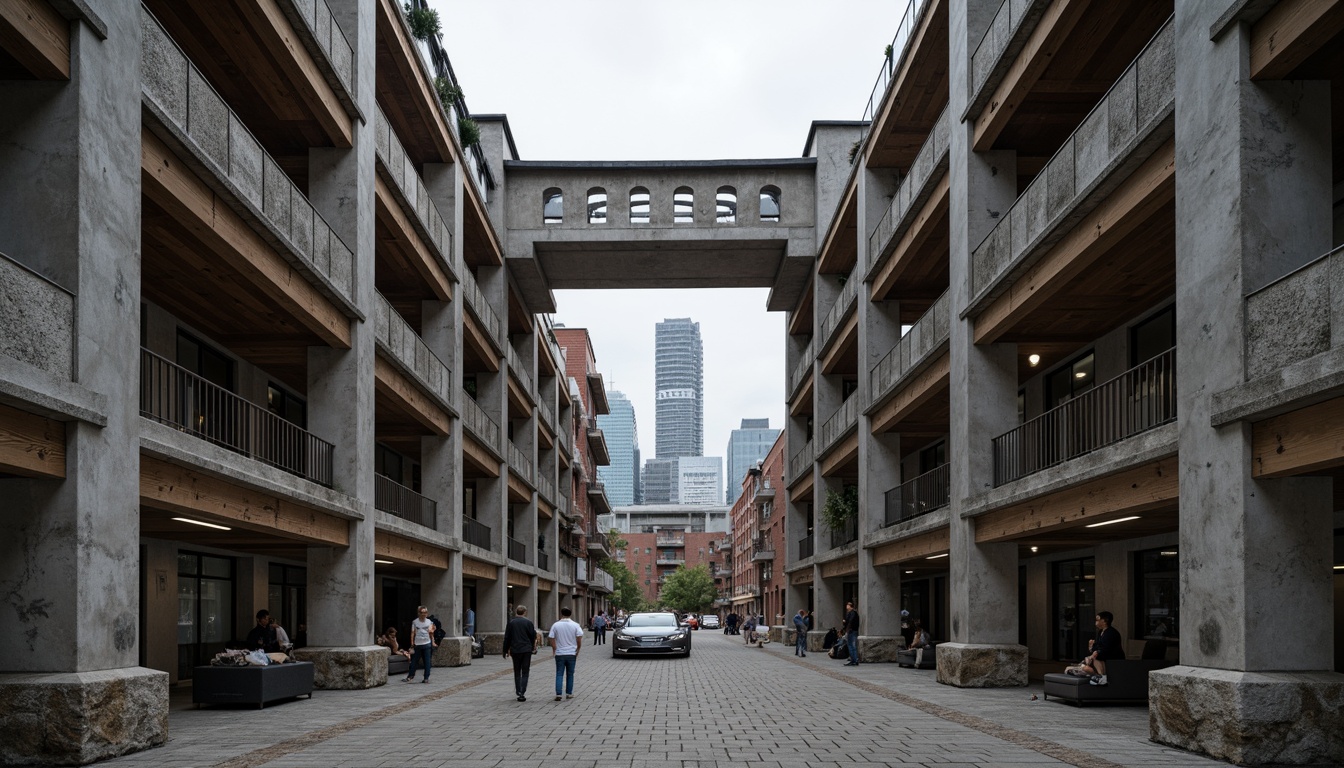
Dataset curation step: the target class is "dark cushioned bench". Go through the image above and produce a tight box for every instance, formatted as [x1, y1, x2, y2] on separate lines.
[896, 643, 937, 669]
[388, 654, 409, 678]
[192, 662, 314, 709]
[1042, 658, 1174, 706]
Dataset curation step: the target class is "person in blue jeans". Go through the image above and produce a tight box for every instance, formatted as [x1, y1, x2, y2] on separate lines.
[404, 605, 438, 682]
[548, 607, 583, 700]
[843, 601, 861, 666]
[793, 609, 810, 657]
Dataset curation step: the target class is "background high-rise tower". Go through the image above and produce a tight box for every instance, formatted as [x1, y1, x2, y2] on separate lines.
[597, 390, 640, 506]
[654, 317, 703, 458]
[725, 418, 781, 502]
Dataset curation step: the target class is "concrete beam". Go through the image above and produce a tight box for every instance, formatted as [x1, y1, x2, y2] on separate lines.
[819, 432, 859, 478]
[819, 553, 858, 579]
[0, 0, 70, 80]
[871, 527, 950, 567]
[373, 355, 451, 436]
[1249, 0, 1344, 80]
[870, 352, 950, 434]
[1252, 396, 1344, 477]
[0, 402, 66, 478]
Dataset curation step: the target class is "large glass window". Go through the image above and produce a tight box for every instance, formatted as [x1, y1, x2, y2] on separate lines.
[178, 552, 235, 680]
[267, 564, 307, 646]
[1131, 306, 1176, 366]
[176, 331, 233, 391]
[1135, 548, 1179, 641]
[1052, 557, 1095, 661]
[1046, 351, 1095, 410]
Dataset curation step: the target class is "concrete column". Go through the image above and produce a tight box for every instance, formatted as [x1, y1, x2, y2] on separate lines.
[0, 5, 169, 763]
[476, 566, 510, 653]
[940, 0, 1027, 688]
[1149, 5, 1342, 764]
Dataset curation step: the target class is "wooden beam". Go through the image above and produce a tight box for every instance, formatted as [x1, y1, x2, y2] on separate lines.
[462, 556, 497, 580]
[374, 0, 455, 163]
[870, 173, 950, 301]
[537, 578, 553, 592]
[236, 0, 352, 147]
[819, 432, 859, 477]
[818, 312, 859, 375]
[506, 569, 531, 588]
[1253, 397, 1344, 478]
[463, 174, 504, 266]
[816, 184, 856, 275]
[863, 0, 945, 164]
[141, 131, 352, 349]
[140, 455, 349, 546]
[972, 0, 1089, 151]
[973, 139, 1175, 345]
[374, 176, 453, 301]
[462, 433, 501, 478]
[1250, 0, 1344, 80]
[872, 527, 950, 567]
[374, 355, 451, 437]
[788, 470, 814, 500]
[462, 312, 501, 373]
[0, 0, 69, 80]
[870, 352, 950, 434]
[507, 472, 531, 502]
[820, 554, 858, 579]
[506, 374, 532, 415]
[974, 458, 1178, 543]
[538, 499, 554, 519]
[790, 569, 814, 585]
[375, 529, 449, 569]
[0, 402, 65, 478]
[789, 374, 814, 418]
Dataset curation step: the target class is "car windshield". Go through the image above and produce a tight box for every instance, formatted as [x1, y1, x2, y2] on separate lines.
[627, 614, 677, 628]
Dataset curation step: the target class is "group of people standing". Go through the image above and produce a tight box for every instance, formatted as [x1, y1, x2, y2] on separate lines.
[503, 606, 584, 702]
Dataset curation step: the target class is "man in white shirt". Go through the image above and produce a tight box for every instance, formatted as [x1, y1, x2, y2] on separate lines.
[547, 607, 583, 701]
[404, 606, 438, 683]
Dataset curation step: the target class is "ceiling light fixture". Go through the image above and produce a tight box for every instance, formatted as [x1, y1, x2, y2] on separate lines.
[1028, 354, 1041, 366]
[926, 553, 949, 560]
[1086, 515, 1140, 528]
[1160, 551, 1178, 557]
[1075, 371, 1088, 379]
[1334, 565, 1344, 571]
[374, 559, 393, 565]
[905, 570, 914, 574]
[172, 517, 231, 531]
[1030, 546, 1039, 553]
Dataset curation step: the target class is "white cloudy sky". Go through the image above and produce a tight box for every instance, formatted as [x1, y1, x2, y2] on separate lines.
[435, 1, 895, 466]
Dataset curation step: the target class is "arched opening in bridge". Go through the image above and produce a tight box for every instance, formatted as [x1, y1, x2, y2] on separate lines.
[588, 188, 607, 224]
[630, 187, 650, 224]
[543, 188, 563, 224]
[673, 187, 694, 224]
[760, 186, 781, 222]
[716, 186, 737, 224]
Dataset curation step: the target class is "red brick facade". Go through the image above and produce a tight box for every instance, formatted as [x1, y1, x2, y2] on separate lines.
[615, 531, 730, 609]
[729, 431, 786, 624]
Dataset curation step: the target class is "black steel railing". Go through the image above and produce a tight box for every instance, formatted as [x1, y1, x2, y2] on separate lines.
[140, 349, 333, 486]
[798, 535, 814, 560]
[830, 515, 859, 550]
[375, 473, 436, 529]
[993, 348, 1177, 487]
[463, 517, 491, 549]
[537, 550, 549, 572]
[507, 535, 527, 564]
[884, 463, 950, 527]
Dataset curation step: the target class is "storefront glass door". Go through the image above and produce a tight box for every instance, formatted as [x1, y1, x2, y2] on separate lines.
[1052, 557, 1095, 661]
[177, 552, 235, 680]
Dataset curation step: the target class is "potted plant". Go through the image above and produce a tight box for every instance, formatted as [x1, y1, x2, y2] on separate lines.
[435, 76, 463, 111]
[403, 2, 440, 41]
[458, 116, 481, 148]
[821, 485, 858, 533]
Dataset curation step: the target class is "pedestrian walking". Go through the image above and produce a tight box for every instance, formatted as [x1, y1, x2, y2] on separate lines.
[593, 611, 608, 645]
[548, 606, 583, 701]
[404, 605, 438, 682]
[465, 606, 475, 637]
[793, 609, 809, 657]
[503, 605, 537, 701]
[842, 601, 861, 666]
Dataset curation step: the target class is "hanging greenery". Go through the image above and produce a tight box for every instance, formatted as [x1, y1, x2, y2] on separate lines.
[821, 485, 858, 533]
[847, 139, 861, 165]
[403, 3, 441, 41]
[434, 76, 463, 111]
[458, 116, 481, 148]
[884, 43, 894, 59]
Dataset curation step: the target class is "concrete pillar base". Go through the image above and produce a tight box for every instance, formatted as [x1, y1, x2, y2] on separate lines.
[857, 635, 905, 663]
[291, 646, 386, 689]
[1149, 666, 1344, 766]
[0, 667, 169, 766]
[432, 637, 473, 667]
[767, 625, 785, 644]
[806, 631, 829, 652]
[935, 643, 1028, 687]
[478, 632, 506, 655]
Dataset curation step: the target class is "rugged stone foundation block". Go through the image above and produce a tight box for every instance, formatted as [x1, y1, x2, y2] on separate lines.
[1150, 666, 1344, 766]
[935, 642, 1028, 687]
[767, 625, 785, 644]
[291, 646, 386, 689]
[478, 632, 505, 656]
[433, 637, 472, 667]
[0, 667, 169, 766]
[858, 636, 905, 663]
[806, 631, 828, 652]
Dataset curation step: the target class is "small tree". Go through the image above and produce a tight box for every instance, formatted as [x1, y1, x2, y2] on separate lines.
[605, 561, 649, 614]
[658, 564, 719, 615]
[458, 116, 481, 148]
[821, 485, 858, 533]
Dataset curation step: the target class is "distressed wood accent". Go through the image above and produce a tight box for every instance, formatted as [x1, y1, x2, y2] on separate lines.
[819, 312, 859, 375]
[973, 140, 1176, 344]
[790, 569, 814, 585]
[506, 374, 532, 415]
[974, 458, 1178, 543]
[374, 176, 453, 301]
[237, 0, 351, 146]
[139, 456, 349, 546]
[870, 352, 950, 434]
[0, 0, 69, 79]
[506, 569, 531, 588]
[462, 312, 501, 373]
[820, 553, 859, 579]
[374, 0, 454, 163]
[462, 556, 498, 580]
[462, 175, 504, 267]
[507, 473, 531, 503]
[872, 528, 950, 567]
[461, 433, 501, 478]
[141, 131, 351, 349]
[374, 356, 451, 436]
[375, 529, 449, 569]
[1253, 397, 1344, 477]
[816, 184, 857, 275]
[819, 432, 859, 477]
[537, 578, 553, 592]
[537, 499, 554, 519]
[1250, 0, 1344, 80]
[789, 373, 814, 418]
[973, 0, 1089, 151]
[0, 402, 66, 478]
[789, 469, 814, 500]
[870, 173, 950, 301]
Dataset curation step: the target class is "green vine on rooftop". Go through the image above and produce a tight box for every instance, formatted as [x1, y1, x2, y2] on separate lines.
[435, 76, 463, 111]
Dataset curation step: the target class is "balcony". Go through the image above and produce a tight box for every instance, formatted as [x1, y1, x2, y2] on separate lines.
[586, 479, 612, 517]
[375, 473, 436, 529]
[538, 397, 556, 431]
[829, 515, 858, 550]
[819, 395, 860, 454]
[590, 566, 615, 594]
[507, 535, 528, 565]
[817, 267, 859, 349]
[536, 472, 556, 504]
[459, 267, 504, 353]
[787, 339, 815, 402]
[506, 345, 535, 399]
[373, 107, 455, 291]
[586, 426, 611, 466]
[754, 481, 776, 502]
[734, 584, 760, 597]
[538, 550, 549, 572]
[463, 517, 491, 550]
[140, 349, 333, 487]
[859, 0, 933, 147]
[866, 106, 950, 283]
[751, 539, 775, 562]
[798, 535, 815, 561]
[0, 253, 73, 382]
[1244, 244, 1344, 382]
[883, 464, 949, 527]
[656, 533, 686, 547]
[575, 556, 589, 584]
[508, 440, 534, 486]
[373, 292, 453, 417]
[993, 348, 1176, 486]
[461, 391, 501, 453]
[586, 527, 612, 559]
[656, 557, 686, 567]
[788, 439, 814, 483]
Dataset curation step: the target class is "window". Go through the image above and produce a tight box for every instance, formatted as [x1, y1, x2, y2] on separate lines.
[673, 186, 694, 224]
[267, 564, 306, 644]
[1046, 350, 1095, 410]
[1017, 388, 1026, 424]
[919, 442, 946, 475]
[177, 552, 235, 680]
[716, 186, 737, 223]
[1135, 548, 1179, 641]
[760, 500, 773, 521]
[176, 331, 233, 390]
[1052, 557, 1096, 661]
[630, 187, 650, 224]
[1131, 306, 1175, 366]
[761, 563, 772, 581]
[267, 383, 306, 428]
[376, 444, 403, 481]
[542, 188, 563, 224]
[759, 185, 781, 222]
[587, 187, 607, 224]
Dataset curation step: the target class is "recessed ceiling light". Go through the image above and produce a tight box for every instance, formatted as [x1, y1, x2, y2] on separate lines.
[1075, 371, 1088, 379]
[1334, 565, 1344, 571]
[374, 559, 393, 565]
[1086, 515, 1140, 528]
[1030, 546, 1039, 553]
[904, 570, 914, 574]
[926, 553, 949, 560]
[172, 517, 231, 531]
[1028, 354, 1041, 366]
[1160, 551, 1178, 557]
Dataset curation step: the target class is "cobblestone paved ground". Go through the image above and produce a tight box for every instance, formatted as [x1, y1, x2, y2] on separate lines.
[101, 631, 1226, 768]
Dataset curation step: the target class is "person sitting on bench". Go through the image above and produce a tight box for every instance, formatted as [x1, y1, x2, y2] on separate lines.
[1079, 611, 1124, 686]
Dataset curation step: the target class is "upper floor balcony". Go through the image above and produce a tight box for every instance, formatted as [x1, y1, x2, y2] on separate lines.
[0, 253, 74, 385]
[655, 532, 686, 547]
[829, 514, 859, 551]
[787, 339, 814, 403]
[751, 537, 775, 562]
[590, 566, 615, 594]
[507, 534, 528, 565]
[373, 107, 455, 298]
[788, 439, 814, 484]
[460, 391, 501, 456]
[819, 395, 860, 456]
[373, 292, 454, 429]
[586, 479, 613, 517]
[507, 440, 534, 487]
[460, 267, 505, 355]
[586, 426, 611, 466]
[817, 267, 859, 352]
[375, 473, 436, 529]
[993, 347, 1175, 487]
[463, 516, 491, 550]
[858, 0, 948, 169]
[506, 344, 536, 402]
[656, 557, 686, 567]
[797, 534, 815, 561]
[883, 463, 949, 527]
[866, 106, 950, 303]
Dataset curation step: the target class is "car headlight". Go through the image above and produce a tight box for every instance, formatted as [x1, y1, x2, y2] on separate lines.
[670, 631, 687, 640]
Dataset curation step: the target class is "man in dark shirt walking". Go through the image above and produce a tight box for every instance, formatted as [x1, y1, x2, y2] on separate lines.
[503, 605, 537, 701]
[843, 601, 861, 666]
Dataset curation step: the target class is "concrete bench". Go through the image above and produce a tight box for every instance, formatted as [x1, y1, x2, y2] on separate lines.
[192, 661, 314, 709]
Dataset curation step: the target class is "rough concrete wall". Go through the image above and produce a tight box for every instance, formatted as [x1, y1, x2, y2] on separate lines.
[0, 256, 73, 380]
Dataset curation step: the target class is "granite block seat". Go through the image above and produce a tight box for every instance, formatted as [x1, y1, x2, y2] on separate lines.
[896, 643, 937, 669]
[192, 661, 314, 709]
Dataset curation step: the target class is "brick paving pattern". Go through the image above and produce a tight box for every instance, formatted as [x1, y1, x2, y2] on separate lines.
[102, 632, 1225, 768]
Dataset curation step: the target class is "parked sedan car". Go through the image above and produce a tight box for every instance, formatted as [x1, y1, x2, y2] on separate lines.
[700, 614, 721, 630]
[612, 612, 691, 658]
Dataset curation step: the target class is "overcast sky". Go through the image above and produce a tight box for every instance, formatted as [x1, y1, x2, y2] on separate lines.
[435, 1, 895, 477]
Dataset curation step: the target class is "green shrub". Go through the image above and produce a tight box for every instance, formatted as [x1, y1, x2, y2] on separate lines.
[403, 3, 440, 40]
[458, 116, 481, 148]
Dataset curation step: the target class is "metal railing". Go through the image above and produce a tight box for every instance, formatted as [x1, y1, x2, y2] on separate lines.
[461, 390, 501, 451]
[859, 0, 930, 146]
[591, 566, 615, 593]
[507, 535, 527, 564]
[789, 439, 814, 482]
[883, 463, 949, 527]
[375, 473, 436, 528]
[830, 514, 859, 550]
[798, 535, 815, 561]
[508, 440, 533, 484]
[140, 349, 334, 486]
[656, 557, 686, 566]
[463, 517, 492, 550]
[993, 348, 1177, 486]
[819, 395, 860, 452]
[870, 290, 951, 405]
[538, 550, 549, 572]
[751, 540, 775, 561]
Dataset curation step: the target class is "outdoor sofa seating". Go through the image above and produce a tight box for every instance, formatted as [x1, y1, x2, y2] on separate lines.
[387, 654, 410, 678]
[1042, 641, 1173, 706]
[192, 661, 314, 709]
[896, 642, 937, 669]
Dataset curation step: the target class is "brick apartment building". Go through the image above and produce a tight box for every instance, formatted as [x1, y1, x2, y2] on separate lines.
[730, 432, 786, 624]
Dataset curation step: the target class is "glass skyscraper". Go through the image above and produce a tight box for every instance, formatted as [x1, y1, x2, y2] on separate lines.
[597, 390, 640, 506]
[654, 317, 703, 458]
[725, 418, 781, 502]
